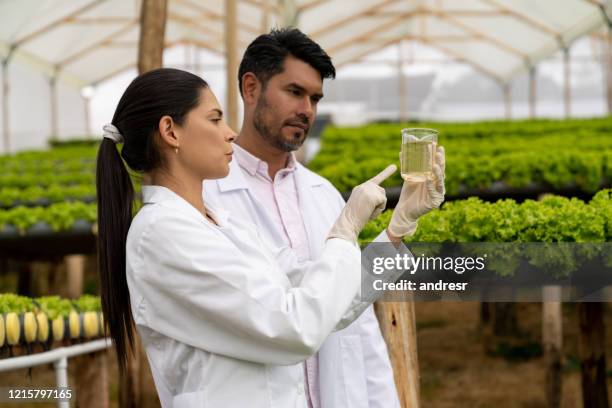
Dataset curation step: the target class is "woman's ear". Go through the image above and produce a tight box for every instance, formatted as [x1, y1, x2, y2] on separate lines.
[158, 115, 179, 148]
[241, 72, 261, 106]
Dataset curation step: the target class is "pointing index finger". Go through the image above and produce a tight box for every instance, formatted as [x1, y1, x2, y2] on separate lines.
[369, 164, 397, 185]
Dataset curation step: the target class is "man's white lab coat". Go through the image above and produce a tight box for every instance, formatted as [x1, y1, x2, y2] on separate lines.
[205, 159, 401, 408]
[127, 186, 395, 407]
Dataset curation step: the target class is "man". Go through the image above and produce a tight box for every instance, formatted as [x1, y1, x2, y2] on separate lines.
[205, 28, 400, 408]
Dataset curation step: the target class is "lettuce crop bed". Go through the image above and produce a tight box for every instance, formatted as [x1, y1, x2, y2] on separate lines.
[0, 145, 98, 210]
[360, 189, 612, 244]
[310, 118, 612, 196]
[359, 189, 611, 278]
[0, 294, 104, 353]
[0, 143, 143, 208]
[0, 202, 97, 236]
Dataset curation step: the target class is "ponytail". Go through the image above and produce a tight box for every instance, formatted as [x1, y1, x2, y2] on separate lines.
[95, 68, 208, 373]
[96, 138, 135, 373]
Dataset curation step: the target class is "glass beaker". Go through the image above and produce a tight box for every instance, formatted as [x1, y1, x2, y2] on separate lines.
[400, 128, 438, 182]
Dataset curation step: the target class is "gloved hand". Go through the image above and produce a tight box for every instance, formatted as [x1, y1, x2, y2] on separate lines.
[388, 145, 446, 238]
[328, 164, 397, 243]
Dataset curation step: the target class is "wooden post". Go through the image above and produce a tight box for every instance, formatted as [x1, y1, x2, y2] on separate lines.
[120, 344, 142, 408]
[282, 0, 298, 26]
[137, 0, 168, 74]
[261, 0, 270, 34]
[493, 302, 518, 336]
[398, 41, 408, 123]
[2, 56, 11, 154]
[75, 351, 110, 408]
[225, 0, 239, 131]
[17, 262, 33, 297]
[503, 83, 511, 120]
[542, 286, 562, 408]
[65, 255, 84, 299]
[374, 301, 420, 408]
[31, 261, 51, 295]
[51, 259, 67, 298]
[49, 75, 58, 140]
[606, 28, 612, 114]
[122, 2, 168, 407]
[480, 302, 490, 327]
[563, 47, 571, 118]
[529, 66, 536, 119]
[578, 302, 609, 408]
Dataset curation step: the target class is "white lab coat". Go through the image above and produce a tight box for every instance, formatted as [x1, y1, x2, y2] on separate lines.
[204, 159, 401, 408]
[126, 185, 397, 408]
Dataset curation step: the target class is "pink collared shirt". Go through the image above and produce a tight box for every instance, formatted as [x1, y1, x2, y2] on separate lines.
[233, 144, 320, 408]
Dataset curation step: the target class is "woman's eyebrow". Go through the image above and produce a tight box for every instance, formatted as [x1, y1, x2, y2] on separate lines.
[209, 108, 223, 117]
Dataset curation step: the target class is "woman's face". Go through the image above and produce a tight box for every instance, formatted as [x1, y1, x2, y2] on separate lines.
[173, 87, 235, 180]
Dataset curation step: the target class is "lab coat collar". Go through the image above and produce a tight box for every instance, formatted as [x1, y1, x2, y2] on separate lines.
[234, 144, 264, 177]
[141, 185, 230, 226]
[233, 144, 298, 178]
[217, 151, 324, 193]
[142, 185, 176, 205]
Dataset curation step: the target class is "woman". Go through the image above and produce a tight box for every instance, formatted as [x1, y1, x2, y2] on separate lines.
[96, 68, 445, 407]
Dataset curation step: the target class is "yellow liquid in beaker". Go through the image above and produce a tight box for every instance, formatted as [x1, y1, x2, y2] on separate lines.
[401, 140, 435, 182]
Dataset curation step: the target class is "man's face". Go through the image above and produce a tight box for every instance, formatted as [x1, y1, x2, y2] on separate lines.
[253, 56, 324, 152]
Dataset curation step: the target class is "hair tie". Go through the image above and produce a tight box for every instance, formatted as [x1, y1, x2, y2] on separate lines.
[102, 124, 124, 144]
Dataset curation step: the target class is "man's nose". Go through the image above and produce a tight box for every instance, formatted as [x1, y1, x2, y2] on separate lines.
[297, 97, 314, 121]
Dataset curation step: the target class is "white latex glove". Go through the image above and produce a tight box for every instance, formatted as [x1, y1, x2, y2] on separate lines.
[388, 145, 446, 238]
[328, 164, 397, 243]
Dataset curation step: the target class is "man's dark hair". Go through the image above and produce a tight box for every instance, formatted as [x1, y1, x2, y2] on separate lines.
[238, 27, 336, 96]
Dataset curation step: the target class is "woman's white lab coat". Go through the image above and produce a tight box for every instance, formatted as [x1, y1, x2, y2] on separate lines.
[126, 186, 383, 407]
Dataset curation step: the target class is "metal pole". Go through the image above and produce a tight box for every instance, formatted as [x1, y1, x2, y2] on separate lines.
[503, 82, 511, 120]
[398, 41, 408, 122]
[184, 43, 191, 71]
[606, 26, 612, 114]
[529, 66, 536, 119]
[1, 53, 14, 154]
[83, 95, 92, 137]
[563, 46, 571, 118]
[194, 46, 201, 76]
[49, 75, 58, 140]
[54, 357, 70, 408]
[225, 0, 239, 131]
[596, 3, 612, 114]
[182, 44, 187, 70]
[0, 339, 111, 371]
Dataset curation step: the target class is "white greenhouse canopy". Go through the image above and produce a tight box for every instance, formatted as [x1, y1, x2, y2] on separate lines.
[0, 0, 610, 87]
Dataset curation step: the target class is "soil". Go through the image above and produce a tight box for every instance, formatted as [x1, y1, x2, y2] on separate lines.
[0, 301, 610, 407]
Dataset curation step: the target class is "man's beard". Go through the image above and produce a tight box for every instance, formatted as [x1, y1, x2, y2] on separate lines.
[253, 93, 308, 152]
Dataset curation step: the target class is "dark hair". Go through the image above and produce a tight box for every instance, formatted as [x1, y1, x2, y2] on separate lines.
[96, 68, 208, 373]
[238, 27, 335, 96]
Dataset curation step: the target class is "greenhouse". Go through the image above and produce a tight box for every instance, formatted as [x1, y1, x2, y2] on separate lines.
[0, 0, 611, 407]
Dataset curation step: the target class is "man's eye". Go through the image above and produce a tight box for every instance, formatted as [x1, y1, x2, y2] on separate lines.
[291, 89, 301, 96]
